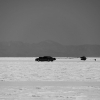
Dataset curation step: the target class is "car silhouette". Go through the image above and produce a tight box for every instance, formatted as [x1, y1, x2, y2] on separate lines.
[80, 56, 87, 61]
[35, 56, 56, 62]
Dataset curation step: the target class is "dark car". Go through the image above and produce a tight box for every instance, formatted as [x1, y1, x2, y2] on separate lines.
[35, 56, 56, 62]
[80, 56, 87, 61]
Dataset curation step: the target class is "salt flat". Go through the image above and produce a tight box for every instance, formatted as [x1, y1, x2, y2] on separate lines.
[0, 85, 100, 100]
[0, 57, 100, 100]
[0, 57, 100, 81]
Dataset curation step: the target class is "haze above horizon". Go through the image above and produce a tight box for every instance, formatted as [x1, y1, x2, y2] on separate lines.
[0, 0, 100, 45]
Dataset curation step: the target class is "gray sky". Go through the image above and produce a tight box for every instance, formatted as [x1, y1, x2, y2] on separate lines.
[0, 0, 100, 45]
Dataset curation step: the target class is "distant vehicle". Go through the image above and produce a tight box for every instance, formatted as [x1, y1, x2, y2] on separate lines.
[35, 56, 56, 62]
[80, 56, 87, 61]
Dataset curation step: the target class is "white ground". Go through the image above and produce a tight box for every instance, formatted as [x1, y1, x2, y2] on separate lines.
[0, 57, 100, 81]
[0, 86, 100, 100]
[0, 57, 100, 100]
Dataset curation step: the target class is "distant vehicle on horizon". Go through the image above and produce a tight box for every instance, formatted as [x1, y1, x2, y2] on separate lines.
[80, 56, 87, 61]
[35, 56, 56, 62]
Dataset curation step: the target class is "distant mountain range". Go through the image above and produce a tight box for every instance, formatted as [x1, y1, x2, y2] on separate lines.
[0, 40, 100, 57]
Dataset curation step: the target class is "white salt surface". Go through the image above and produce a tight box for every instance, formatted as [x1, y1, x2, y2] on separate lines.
[0, 86, 100, 100]
[0, 57, 100, 100]
[0, 57, 100, 81]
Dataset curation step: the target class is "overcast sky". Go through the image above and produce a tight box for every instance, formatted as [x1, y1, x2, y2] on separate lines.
[0, 0, 100, 45]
